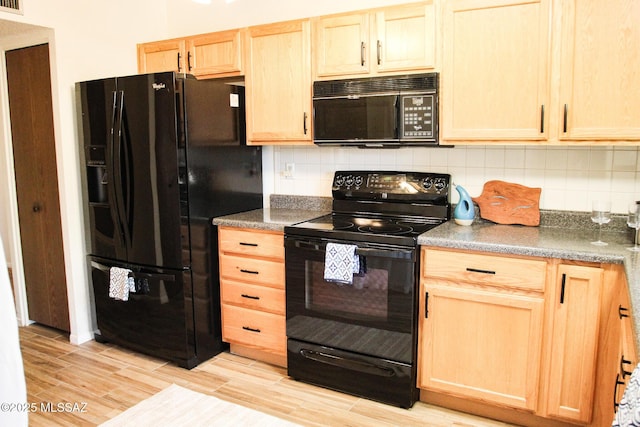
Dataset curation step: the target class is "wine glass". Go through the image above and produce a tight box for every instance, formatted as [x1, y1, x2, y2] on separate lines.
[590, 200, 611, 246]
[627, 201, 640, 252]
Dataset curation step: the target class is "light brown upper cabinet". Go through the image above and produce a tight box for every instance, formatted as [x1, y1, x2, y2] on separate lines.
[137, 29, 243, 78]
[440, 0, 551, 144]
[313, 2, 436, 80]
[138, 39, 187, 74]
[186, 29, 243, 78]
[244, 20, 312, 145]
[557, 0, 640, 142]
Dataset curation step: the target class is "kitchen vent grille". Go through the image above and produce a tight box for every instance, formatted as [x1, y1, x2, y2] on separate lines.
[313, 73, 438, 97]
[0, 0, 22, 14]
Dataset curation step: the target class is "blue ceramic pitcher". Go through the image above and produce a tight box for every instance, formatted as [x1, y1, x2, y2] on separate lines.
[454, 185, 475, 225]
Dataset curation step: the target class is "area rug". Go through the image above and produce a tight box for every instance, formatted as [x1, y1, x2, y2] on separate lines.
[100, 384, 301, 426]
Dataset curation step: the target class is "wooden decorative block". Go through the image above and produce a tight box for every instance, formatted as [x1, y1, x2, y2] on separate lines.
[473, 180, 541, 226]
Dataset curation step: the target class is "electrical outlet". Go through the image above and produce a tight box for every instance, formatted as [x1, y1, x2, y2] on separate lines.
[284, 163, 295, 179]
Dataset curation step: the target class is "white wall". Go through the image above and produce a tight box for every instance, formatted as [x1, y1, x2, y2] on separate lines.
[272, 145, 640, 214]
[0, 1, 168, 343]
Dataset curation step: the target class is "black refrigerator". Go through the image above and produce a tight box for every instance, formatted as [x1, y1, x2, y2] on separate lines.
[76, 72, 262, 368]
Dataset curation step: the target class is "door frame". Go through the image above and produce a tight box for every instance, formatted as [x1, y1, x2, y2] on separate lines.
[0, 29, 82, 339]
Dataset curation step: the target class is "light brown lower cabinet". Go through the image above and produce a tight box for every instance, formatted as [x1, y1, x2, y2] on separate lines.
[419, 247, 635, 427]
[218, 226, 286, 367]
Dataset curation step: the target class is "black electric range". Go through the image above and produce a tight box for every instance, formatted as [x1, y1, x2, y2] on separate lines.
[283, 171, 451, 408]
[286, 171, 452, 247]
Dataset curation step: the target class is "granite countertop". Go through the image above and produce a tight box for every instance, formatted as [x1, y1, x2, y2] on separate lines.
[212, 194, 331, 231]
[212, 207, 327, 231]
[418, 217, 640, 352]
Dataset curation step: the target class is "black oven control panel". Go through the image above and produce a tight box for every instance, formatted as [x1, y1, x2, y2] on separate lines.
[332, 171, 450, 202]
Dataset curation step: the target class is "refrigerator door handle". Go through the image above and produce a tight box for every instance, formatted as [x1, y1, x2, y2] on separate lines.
[90, 260, 178, 282]
[108, 91, 127, 251]
[113, 90, 132, 250]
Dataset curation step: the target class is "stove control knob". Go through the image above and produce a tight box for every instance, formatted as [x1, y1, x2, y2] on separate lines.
[434, 178, 447, 192]
[422, 177, 433, 190]
[334, 175, 345, 187]
[345, 175, 354, 187]
[354, 175, 364, 187]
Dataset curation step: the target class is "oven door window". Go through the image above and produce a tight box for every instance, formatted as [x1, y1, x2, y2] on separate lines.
[285, 239, 416, 363]
[313, 94, 398, 141]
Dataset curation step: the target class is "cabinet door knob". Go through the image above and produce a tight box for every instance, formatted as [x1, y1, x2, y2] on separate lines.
[32, 203, 41, 212]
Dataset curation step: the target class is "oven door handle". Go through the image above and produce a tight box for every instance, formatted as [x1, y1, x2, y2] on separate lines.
[355, 247, 414, 261]
[286, 238, 415, 261]
[299, 349, 395, 377]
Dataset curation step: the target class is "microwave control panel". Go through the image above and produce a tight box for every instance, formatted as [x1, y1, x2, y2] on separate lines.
[400, 94, 434, 139]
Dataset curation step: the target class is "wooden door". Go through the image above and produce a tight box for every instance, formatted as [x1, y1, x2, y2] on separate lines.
[137, 39, 186, 74]
[546, 264, 603, 423]
[6, 44, 69, 332]
[187, 29, 243, 78]
[419, 282, 544, 411]
[441, 0, 550, 143]
[245, 20, 312, 145]
[557, 0, 640, 141]
[374, 2, 436, 73]
[312, 12, 370, 78]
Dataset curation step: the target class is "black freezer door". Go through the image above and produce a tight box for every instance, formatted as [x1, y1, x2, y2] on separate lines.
[78, 73, 186, 269]
[90, 258, 196, 367]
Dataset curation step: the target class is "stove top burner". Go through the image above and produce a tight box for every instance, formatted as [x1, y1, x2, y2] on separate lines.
[357, 223, 413, 235]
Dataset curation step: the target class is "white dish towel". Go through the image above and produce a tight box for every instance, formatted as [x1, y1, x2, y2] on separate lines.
[324, 243, 359, 285]
[613, 363, 640, 426]
[109, 267, 135, 301]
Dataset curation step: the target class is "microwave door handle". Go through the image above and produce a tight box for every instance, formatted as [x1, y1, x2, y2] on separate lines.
[395, 96, 400, 138]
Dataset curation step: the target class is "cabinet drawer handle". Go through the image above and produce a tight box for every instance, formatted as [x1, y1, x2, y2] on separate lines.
[241, 294, 260, 300]
[621, 356, 634, 379]
[239, 242, 258, 247]
[242, 326, 261, 333]
[619, 305, 630, 318]
[361, 41, 366, 66]
[177, 52, 182, 72]
[466, 267, 495, 275]
[240, 269, 259, 275]
[563, 104, 568, 133]
[614, 373, 625, 411]
[540, 104, 545, 133]
[560, 273, 567, 304]
[377, 40, 382, 65]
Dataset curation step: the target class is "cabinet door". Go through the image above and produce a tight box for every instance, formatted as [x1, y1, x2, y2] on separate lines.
[313, 13, 369, 78]
[374, 2, 435, 73]
[187, 29, 243, 78]
[245, 20, 312, 145]
[137, 39, 186, 74]
[546, 264, 603, 423]
[441, 0, 550, 143]
[558, 0, 640, 141]
[419, 282, 544, 411]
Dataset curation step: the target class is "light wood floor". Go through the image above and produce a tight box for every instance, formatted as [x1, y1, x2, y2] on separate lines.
[20, 324, 513, 426]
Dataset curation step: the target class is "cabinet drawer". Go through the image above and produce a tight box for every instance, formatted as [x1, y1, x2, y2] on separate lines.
[221, 279, 285, 314]
[219, 253, 284, 288]
[219, 227, 284, 259]
[423, 249, 546, 291]
[222, 304, 286, 354]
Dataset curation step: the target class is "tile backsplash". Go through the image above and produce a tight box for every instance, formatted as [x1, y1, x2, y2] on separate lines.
[271, 145, 640, 214]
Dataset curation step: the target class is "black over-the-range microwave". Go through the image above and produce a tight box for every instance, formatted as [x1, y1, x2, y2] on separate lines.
[312, 73, 439, 147]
